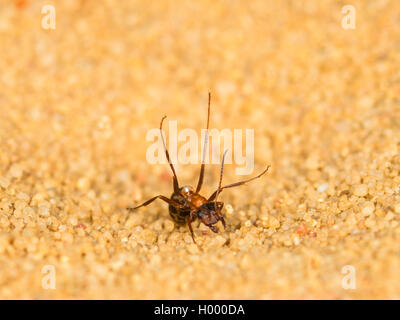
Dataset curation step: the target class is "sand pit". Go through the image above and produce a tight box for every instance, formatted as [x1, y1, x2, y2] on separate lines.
[0, 0, 400, 299]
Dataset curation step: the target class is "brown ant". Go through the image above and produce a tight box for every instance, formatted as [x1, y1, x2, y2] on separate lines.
[128, 93, 270, 243]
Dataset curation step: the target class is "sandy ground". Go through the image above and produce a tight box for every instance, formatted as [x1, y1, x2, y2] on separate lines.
[1, 0, 400, 299]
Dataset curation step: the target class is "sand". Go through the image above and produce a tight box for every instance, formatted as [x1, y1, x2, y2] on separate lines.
[1, 0, 400, 299]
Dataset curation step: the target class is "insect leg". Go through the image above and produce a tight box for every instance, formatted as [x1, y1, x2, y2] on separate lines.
[220, 216, 226, 228]
[214, 149, 228, 211]
[187, 214, 196, 244]
[128, 195, 184, 211]
[195, 92, 211, 193]
[160, 116, 180, 193]
[208, 165, 270, 201]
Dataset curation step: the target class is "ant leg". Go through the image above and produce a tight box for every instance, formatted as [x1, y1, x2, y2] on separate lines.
[187, 215, 196, 244]
[128, 195, 183, 211]
[220, 216, 226, 229]
[213, 149, 228, 211]
[208, 165, 270, 201]
[195, 92, 211, 193]
[160, 116, 180, 193]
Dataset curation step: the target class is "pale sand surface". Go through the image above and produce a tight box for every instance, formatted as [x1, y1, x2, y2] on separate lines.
[1, 0, 400, 299]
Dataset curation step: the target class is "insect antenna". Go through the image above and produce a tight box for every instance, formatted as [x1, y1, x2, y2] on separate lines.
[160, 115, 180, 193]
[195, 92, 211, 193]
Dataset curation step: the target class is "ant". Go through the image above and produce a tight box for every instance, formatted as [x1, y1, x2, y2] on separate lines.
[128, 93, 270, 243]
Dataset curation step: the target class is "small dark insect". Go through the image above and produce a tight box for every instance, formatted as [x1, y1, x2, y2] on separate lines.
[128, 93, 270, 243]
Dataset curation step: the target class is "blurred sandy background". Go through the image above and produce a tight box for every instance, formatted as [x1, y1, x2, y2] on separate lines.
[0, 0, 400, 299]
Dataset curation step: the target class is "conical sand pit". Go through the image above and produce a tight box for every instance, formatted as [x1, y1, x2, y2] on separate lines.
[0, 0, 400, 299]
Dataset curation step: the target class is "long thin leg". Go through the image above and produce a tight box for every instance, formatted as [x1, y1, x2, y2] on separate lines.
[160, 116, 180, 193]
[220, 216, 226, 228]
[187, 213, 196, 243]
[214, 149, 228, 211]
[212, 151, 228, 230]
[128, 195, 184, 211]
[195, 92, 211, 193]
[208, 165, 270, 201]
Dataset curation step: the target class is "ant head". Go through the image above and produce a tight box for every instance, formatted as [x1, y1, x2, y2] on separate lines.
[196, 202, 225, 233]
[180, 186, 194, 197]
